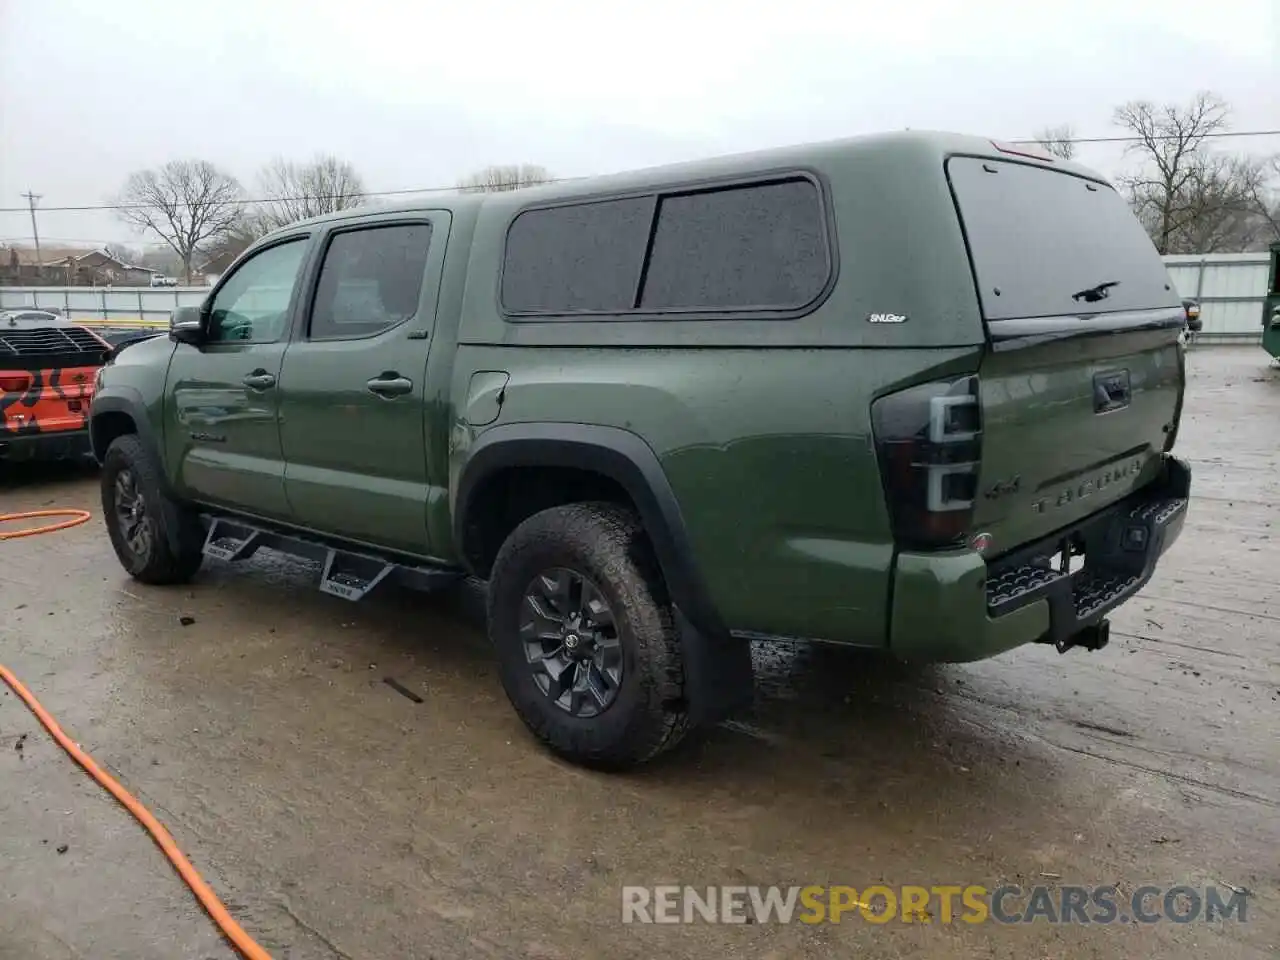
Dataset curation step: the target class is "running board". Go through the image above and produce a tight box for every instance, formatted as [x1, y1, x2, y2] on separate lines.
[318, 550, 393, 601]
[202, 520, 262, 562]
[199, 516, 463, 601]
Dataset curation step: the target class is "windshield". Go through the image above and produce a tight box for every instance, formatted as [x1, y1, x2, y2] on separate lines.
[946, 156, 1180, 321]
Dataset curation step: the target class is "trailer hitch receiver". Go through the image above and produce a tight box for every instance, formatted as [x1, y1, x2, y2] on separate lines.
[1056, 618, 1111, 654]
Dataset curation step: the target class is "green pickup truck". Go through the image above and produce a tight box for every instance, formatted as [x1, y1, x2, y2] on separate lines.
[90, 131, 1191, 768]
[1263, 240, 1280, 362]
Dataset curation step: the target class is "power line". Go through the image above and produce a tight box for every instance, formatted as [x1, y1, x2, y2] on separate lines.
[0, 182, 560, 215]
[0, 236, 179, 247]
[3, 128, 1277, 215]
[1009, 129, 1280, 146]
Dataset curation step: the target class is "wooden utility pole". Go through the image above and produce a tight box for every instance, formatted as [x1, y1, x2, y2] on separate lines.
[21, 190, 42, 264]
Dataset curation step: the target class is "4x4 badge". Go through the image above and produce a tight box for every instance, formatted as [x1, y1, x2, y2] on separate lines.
[867, 312, 908, 324]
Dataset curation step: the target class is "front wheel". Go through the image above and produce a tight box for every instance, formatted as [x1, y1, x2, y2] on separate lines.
[487, 502, 690, 769]
[100, 434, 205, 584]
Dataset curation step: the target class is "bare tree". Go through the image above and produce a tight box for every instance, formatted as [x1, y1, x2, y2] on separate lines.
[1112, 92, 1261, 254]
[198, 216, 268, 274]
[1033, 124, 1076, 160]
[115, 160, 244, 282]
[256, 154, 366, 230]
[1238, 154, 1280, 246]
[1173, 154, 1271, 252]
[103, 242, 141, 265]
[457, 164, 554, 193]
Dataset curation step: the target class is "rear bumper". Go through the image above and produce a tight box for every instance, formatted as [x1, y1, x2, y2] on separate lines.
[890, 454, 1190, 662]
[0, 426, 93, 462]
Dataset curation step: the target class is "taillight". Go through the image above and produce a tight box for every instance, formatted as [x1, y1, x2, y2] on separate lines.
[871, 375, 982, 549]
[0, 373, 32, 393]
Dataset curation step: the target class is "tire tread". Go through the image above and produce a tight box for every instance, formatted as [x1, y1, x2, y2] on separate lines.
[101, 434, 204, 585]
[487, 501, 690, 768]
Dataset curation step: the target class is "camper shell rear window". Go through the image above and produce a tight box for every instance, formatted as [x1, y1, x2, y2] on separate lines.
[946, 156, 1180, 321]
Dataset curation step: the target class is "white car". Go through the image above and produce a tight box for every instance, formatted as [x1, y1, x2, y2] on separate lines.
[1, 308, 63, 326]
[149, 274, 179, 287]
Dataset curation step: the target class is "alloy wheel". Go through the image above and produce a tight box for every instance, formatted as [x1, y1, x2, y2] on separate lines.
[520, 567, 623, 718]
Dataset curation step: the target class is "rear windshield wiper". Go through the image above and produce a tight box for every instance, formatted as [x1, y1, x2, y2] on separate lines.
[1071, 280, 1121, 303]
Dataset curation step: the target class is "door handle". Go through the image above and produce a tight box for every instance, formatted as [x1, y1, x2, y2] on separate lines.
[242, 372, 276, 390]
[1093, 370, 1131, 413]
[366, 374, 413, 397]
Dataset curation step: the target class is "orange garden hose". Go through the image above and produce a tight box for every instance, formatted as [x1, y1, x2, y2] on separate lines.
[0, 665, 272, 960]
[0, 509, 93, 540]
[1, 510, 272, 959]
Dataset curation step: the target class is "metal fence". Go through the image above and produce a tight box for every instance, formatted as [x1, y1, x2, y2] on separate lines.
[1, 252, 1271, 341]
[0, 285, 208, 329]
[1163, 253, 1269, 343]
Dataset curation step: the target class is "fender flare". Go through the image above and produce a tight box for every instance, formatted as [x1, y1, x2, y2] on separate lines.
[89, 388, 162, 468]
[453, 422, 726, 639]
[90, 389, 192, 558]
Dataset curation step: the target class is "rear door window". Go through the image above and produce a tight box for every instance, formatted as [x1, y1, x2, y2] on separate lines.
[309, 223, 432, 340]
[946, 157, 1180, 321]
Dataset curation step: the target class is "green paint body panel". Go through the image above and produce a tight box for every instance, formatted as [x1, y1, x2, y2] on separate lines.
[450, 344, 980, 644]
[90, 129, 1190, 665]
[972, 329, 1182, 553]
[1263, 242, 1280, 361]
[890, 550, 1049, 663]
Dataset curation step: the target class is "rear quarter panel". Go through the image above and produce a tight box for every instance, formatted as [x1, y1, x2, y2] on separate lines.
[451, 345, 979, 644]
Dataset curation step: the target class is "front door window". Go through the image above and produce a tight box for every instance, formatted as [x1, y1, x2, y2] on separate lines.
[206, 238, 308, 343]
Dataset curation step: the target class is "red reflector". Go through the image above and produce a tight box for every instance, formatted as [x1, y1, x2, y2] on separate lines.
[990, 139, 1056, 162]
[0, 374, 32, 393]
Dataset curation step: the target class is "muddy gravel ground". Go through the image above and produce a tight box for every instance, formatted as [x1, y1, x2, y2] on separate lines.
[1, 346, 1277, 960]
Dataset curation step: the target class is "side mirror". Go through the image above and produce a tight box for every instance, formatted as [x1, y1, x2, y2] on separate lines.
[169, 305, 205, 346]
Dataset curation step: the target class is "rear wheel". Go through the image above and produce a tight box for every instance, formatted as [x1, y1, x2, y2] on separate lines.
[487, 502, 689, 768]
[100, 434, 204, 584]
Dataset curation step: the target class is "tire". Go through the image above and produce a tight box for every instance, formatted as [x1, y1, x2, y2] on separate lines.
[487, 502, 689, 769]
[100, 434, 205, 584]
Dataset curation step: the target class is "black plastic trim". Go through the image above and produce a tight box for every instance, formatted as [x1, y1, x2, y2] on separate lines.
[188, 500, 454, 568]
[985, 307, 1187, 351]
[89, 388, 193, 557]
[89, 389, 162, 469]
[0, 426, 91, 460]
[454, 422, 726, 638]
[198, 515, 461, 599]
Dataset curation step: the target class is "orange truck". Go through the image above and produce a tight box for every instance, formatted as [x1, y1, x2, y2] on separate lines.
[0, 311, 112, 461]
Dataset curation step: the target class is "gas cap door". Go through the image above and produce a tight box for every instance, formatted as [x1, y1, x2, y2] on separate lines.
[464, 370, 510, 427]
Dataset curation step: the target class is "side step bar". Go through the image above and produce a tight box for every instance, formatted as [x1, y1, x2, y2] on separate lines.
[200, 516, 463, 601]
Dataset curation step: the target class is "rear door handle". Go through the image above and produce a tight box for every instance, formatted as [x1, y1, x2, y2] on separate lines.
[242, 372, 276, 390]
[366, 374, 413, 397]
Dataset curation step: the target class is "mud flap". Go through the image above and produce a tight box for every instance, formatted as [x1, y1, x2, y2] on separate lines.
[674, 606, 755, 726]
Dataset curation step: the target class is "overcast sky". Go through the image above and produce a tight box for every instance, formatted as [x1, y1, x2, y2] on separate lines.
[1, 0, 1276, 254]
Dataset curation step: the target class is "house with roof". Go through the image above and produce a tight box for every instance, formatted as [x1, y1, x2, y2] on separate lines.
[0, 245, 158, 286]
